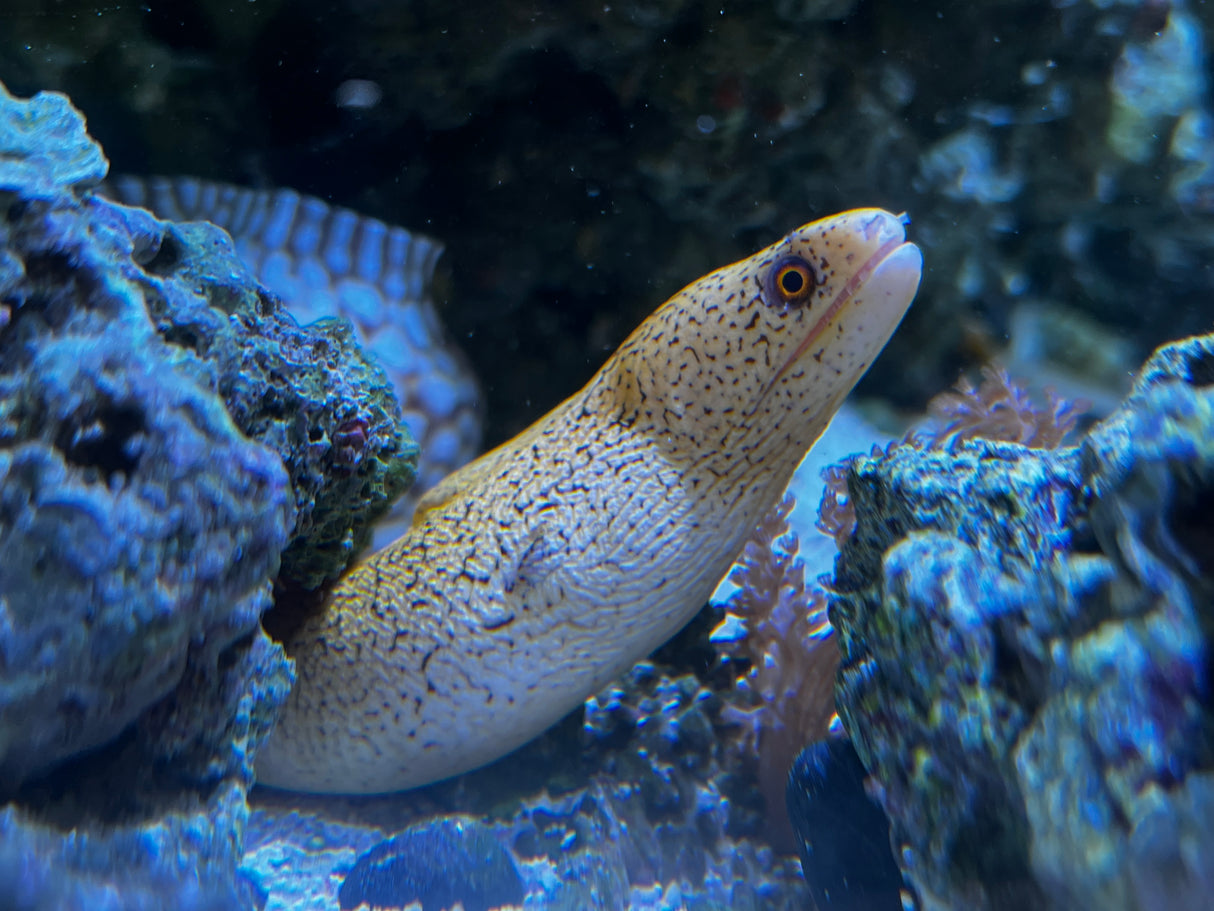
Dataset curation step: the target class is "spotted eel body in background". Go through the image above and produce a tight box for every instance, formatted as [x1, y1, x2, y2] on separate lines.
[106, 177, 482, 545]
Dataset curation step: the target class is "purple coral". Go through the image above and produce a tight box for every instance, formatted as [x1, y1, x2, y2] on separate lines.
[919, 364, 1088, 451]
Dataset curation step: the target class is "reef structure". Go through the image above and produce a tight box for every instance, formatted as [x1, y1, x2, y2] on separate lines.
[104, 175, 483, 545]
[829, 332, 1214, 910]
[0, 79, 416, 908]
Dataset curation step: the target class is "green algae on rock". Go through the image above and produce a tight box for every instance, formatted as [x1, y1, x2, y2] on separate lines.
[104, 175, 481, 548]
[144, 218, 419, 589]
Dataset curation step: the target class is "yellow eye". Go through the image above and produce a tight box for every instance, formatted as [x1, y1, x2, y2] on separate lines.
[764, 255, 817, 309]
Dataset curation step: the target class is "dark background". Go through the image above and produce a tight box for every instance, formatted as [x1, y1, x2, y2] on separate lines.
[3, 0, 1211, 445]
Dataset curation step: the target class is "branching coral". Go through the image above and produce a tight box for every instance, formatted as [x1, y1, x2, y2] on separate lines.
[919, 364, 1087, 451]
[816, 446, 884, 550]
[715, 492, 838, 847]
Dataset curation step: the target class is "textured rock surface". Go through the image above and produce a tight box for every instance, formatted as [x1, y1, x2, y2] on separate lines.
[0, 79, 293, 790]
[337, 817, 523, 911]
[105, 175, 481, 546]
[2, 631, 291, 911]
[0, 79, 107, 197]
[144, 216, 418, 589]
[829, 332, 1214, 910]
[3, 83, 418, 596]
[0, 79, 407, 910]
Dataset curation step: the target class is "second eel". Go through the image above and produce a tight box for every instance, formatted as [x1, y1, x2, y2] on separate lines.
[256, 208, 923, 794]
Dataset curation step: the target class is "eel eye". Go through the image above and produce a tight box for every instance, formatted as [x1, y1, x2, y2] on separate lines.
[763, 255, 817, 310]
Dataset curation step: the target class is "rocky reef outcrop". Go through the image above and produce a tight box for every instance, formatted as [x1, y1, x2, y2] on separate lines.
[0, 79, 416, 909]
[828, 331, 1214, 910]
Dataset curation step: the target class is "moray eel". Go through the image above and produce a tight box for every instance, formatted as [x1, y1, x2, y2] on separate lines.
[104, 176, 482, 545]
[256, 208, 922, 794]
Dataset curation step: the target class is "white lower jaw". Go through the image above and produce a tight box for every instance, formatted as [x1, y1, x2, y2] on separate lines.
[860, 242, 923, 328]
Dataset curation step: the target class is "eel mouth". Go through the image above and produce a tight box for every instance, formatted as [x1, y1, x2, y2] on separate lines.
[755, 210, 922, 409]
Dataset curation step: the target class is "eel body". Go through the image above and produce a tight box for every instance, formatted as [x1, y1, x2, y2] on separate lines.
[256, 209, 922, 794]
[105, 177, 481, 543]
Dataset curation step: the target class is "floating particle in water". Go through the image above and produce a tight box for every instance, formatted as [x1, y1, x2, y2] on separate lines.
[336, 79, 384, 110]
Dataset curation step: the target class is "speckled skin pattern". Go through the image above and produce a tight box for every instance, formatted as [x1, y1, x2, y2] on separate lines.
[104, 176, 481, 544]
[256, 209, 922, 794]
